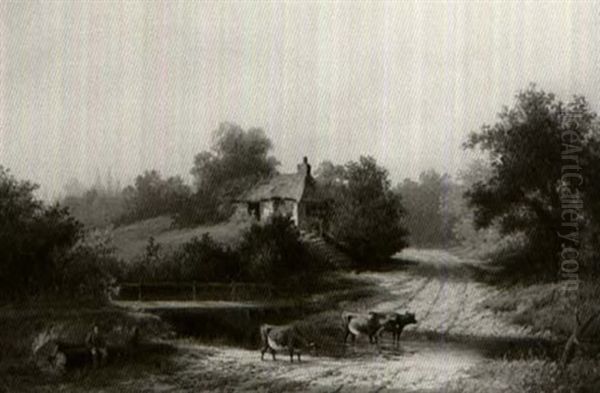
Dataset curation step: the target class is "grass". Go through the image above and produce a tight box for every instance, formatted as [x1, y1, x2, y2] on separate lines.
[110, 216, 249, 261]
[448, 357, 600, 393]
[477, 282, 574, 339]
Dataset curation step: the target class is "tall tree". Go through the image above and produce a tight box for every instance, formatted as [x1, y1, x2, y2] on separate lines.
[185, 123, 279, 224]
[118, 170, 191, 225]
[396, 169, 459, 247]
[0, 166, 81, 299]
[191, 122, 279, 198]
[464, 85, 600, 276]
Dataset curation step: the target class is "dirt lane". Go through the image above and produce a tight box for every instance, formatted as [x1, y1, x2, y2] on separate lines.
[124, 340, 482, 393]
[109, 249, 545, 393]
[365, 249, 541, 340]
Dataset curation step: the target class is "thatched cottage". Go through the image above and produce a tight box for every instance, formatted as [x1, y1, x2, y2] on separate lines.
[233, 157, 325, 230]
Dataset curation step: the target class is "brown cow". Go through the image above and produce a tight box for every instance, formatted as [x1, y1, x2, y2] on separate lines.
[342, 311, 388, 345]
[260, 324, 315, 362]
[377, 312, 417, 346]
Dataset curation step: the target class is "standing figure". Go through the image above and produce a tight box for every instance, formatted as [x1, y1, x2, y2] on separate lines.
[85, 324, 108, 367]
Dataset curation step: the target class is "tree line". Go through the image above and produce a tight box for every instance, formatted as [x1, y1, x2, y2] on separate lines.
[60, 85, 600, 280]
[3, 84, 600, 303]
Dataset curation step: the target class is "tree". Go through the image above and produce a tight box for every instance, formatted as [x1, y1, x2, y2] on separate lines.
[186, 122, 279, 224]
[314, 161, 347, 187]
[464, 85, 600, 277]
[450, 160, 500, 247]
[62, 178, 125, 228]
[0, 166, 81, 299]
[117, 170, 191, 225]
[191, 122, 279, 197]
[329, 156, 408, 265]
[396, 169, 459, 247]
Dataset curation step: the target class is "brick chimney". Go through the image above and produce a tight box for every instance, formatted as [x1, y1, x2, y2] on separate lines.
[297, 156, 311, 177]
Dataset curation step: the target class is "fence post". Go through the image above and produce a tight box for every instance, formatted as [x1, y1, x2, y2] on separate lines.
[231, 282, 237, 301]
[192, 281, 196, 301]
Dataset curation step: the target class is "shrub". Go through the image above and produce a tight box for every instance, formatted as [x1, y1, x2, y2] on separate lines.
[54, 230, 123, 302]
[239, 215, 313, 283]
[122, 216, 318, 285]
[124, 234, 240, 283]
[179, 234, 239, 282]
[125, 237, 181, 282]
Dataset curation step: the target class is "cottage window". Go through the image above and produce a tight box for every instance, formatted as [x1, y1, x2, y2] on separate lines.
[248, 202, 260, 220]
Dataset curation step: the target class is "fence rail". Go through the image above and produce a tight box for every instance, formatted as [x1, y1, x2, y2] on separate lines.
[115, 281, 276, 302]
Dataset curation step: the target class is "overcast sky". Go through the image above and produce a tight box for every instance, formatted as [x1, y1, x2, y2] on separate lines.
[2, 1, 600, 199]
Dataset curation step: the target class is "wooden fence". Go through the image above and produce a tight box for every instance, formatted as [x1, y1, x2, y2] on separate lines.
[115, 281, 276, 302]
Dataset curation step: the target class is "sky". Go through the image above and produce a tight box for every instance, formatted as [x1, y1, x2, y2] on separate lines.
[1, 1, 600, 199]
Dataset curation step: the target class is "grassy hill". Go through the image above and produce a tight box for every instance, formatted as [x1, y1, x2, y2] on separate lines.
[111, 216, 249, 261]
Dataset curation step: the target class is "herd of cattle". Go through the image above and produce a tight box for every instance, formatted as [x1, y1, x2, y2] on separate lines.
[260, 311, 417, 362]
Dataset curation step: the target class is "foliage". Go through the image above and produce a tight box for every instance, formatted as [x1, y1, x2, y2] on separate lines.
[123, 216, 316, 285]
[117, 170, 191, 226]
[185, 122, 279, 225]
[329, 156, 408, 265]
[449, 358, 600, 393]
[238, 215, 312, 283]
[125, 237, 179, 282]
[0, 166, 82, 300]
[395, 169, 460, 247]
[464, 85, 600, 277]
[54, 229, 123, 302]
[62, 184, 125, 229]
[190, 122, 279, 195]
[171, 186, 225, 227]
[179, 234, 240, 282]
[314, 161, 347, 190]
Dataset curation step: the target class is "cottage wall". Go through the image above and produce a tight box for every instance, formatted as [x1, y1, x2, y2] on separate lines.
[260, 200, 274, 221]
[254, 199, 298, 223]
[278, 200, 296, 222]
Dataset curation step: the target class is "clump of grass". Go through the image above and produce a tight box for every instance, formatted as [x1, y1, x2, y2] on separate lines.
[449, 357, 600, 393]
[478, 283, 572, 339]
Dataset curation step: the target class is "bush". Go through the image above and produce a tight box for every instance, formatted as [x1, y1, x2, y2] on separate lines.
[124, 235, 239, 283]
[122, 216, 319, 286]
[125, 237, 180, 282]
[179, 234, 240, 282]
[239, 215, 314, 283]
[54, 230, 123, 302]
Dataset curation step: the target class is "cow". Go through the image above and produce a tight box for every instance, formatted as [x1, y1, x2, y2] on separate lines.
[377, 312, 417, 347]
[342, 311, 388, 345]
[259, 324, 315, 362]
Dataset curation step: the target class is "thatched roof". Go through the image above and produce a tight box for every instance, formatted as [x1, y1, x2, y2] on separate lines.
[236, 173, 307, 202]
